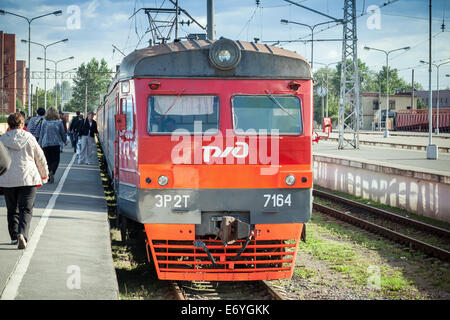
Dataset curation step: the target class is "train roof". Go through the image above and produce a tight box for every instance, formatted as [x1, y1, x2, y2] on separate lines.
[117, 38, 312, 81]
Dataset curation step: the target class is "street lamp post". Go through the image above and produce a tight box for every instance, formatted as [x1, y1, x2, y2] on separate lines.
[364, 46, 410, 138]
[38, 56, 74, 110]
[280, 19, 340, 69]
[60, 68, 76, 112]
[315, 61, 339, 118]
[22, 38, 68, 109]
[46, 67, 77, 112]
[420, 59, 450, 134]
[0, 9, 62, 116]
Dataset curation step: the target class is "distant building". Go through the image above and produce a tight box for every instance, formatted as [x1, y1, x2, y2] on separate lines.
[360, 92, 419, 130]
[413, 90, 450, 109]
[0, 31, 16, 114]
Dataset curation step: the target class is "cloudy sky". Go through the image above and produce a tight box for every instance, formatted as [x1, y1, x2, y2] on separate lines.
[1, 0, 449, 91]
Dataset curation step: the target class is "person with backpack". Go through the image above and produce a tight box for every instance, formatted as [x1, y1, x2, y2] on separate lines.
[38, 107, 67, 183]
[28, 107, 46, 140]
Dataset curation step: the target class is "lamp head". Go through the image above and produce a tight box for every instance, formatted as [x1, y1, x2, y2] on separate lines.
[37, 57, 43, 60]
[21, 39, 28, 44]
[364, 46, 370, 50]
[0, 10, 6, 15]
[53, 10, 62, 16]
[280, 19, 289, 25]
[62, 38, 69, 42]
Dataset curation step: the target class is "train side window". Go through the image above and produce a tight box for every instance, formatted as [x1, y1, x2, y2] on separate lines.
[147, 95, 219, 134]
[121, 96, 134, 131]
[232, 95, 302, 135]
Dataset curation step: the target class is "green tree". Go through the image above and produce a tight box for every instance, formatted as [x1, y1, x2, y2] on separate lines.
[16, 98, 24, 112]
[375, 66, 421, 94]
[67, 58, 113, 113]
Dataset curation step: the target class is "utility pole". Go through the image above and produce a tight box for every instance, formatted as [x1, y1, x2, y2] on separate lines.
[85, 81, 88, 115]
[426, 0, 437, 159]
[207, 0, 214, 40]
[411, 69, 415, 109]
[338, 0, 360, 149]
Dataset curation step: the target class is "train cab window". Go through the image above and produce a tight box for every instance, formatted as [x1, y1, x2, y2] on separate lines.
[232, 95, 302, 134]
[148, 95, 219, 134]
[121, 96, 134, 131]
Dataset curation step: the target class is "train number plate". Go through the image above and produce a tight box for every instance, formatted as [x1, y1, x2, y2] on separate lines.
[263, 194, 292, 207]
[155, 194, 190, 208]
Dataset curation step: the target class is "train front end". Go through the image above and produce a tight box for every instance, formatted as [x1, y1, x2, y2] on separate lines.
[121, 39, 313, 281]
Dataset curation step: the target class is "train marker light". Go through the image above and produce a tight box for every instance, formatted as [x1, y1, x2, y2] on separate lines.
[121, 81, 130, 93]
[149, 81, 160, 90]
[285, 175, 296, 186]
[158, 175, 169, 186]
[209, 38, 241, 70]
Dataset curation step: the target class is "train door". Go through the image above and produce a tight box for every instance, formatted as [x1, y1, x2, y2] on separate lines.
[115, 90, 137, 240]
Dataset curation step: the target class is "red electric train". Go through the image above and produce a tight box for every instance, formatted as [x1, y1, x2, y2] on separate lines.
[97, 38, 313, 281]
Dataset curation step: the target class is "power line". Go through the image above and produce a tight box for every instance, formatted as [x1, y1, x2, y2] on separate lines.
[236, 5, 258, 39]
[288, 0, 399, 43]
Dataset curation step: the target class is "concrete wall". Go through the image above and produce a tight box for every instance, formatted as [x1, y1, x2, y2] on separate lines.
[313, 156, 450, 223]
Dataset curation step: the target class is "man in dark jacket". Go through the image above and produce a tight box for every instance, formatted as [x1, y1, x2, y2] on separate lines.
[77, 111, 98, 165]
[69, 111, 83, 153]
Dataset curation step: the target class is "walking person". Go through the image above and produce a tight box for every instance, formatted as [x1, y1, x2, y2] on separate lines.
[78, 111, 98, 165]
[38, 107, 67, 183]
[69, 111, 83, 153]
[0, 112, 48, 249]
[59, 111, 68, 153]
[28, 107, 46, 141]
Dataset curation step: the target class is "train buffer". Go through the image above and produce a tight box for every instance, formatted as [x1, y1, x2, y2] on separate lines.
[0, 148, 119, 300]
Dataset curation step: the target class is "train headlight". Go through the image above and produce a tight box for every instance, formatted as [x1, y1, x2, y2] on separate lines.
[285, 175, 296, 186]
[158, 175, 169, 186]
[209, 38, 241, 71]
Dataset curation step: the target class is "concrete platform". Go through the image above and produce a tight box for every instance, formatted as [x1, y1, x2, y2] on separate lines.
[324, 131, 450, 153]
[313, 141, 450, 222]
[0, 147, 119, 300]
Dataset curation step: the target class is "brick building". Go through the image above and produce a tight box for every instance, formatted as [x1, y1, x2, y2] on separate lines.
[0, 31, 16, 114]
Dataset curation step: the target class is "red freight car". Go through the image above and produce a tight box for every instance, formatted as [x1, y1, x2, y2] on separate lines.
[396, 108, 450, 132]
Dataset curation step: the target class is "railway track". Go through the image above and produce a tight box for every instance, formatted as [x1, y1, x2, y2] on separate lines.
[312, 189, 450, 262]
[169, 280, 285, 300]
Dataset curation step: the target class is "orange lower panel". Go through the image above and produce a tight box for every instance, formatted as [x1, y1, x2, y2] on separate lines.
[145, 223, 303, 281]
[138, 164, 312, 189]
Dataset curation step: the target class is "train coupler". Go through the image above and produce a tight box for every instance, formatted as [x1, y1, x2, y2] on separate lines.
[217, 216, 251, 247]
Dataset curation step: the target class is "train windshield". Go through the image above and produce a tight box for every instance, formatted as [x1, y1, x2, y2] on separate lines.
[148, 95, 219, 134]
[232, 95, 302, 134]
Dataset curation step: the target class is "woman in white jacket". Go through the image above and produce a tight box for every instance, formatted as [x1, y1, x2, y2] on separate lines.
[0, 113, 49, 249]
